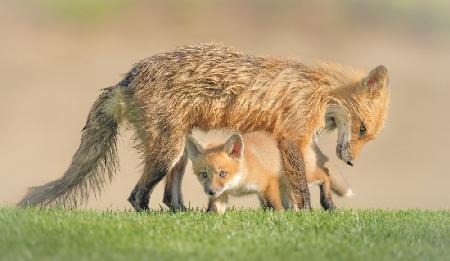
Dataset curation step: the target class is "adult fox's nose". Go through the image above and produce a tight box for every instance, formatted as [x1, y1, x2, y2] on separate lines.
[207, 188, 216, 196]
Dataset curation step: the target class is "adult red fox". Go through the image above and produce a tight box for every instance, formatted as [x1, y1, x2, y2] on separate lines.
[18, 44, 389, 211]
[164, 130, 353, 212]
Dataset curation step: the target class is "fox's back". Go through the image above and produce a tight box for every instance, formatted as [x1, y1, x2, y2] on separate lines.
[124, 44, 324, 138]
[127, 44, 321, 102]
[128, 44, 305, 91]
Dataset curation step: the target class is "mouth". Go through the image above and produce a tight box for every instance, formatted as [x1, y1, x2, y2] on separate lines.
[337, 144, 354, 166]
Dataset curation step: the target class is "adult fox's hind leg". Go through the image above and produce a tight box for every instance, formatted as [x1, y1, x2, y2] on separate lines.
[128, 131, 186, 211]
[162, 149, 188, 211]
[128, 161, 158, 211]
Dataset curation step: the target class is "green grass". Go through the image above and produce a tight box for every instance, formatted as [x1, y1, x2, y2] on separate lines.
[0, 208, 449, 261]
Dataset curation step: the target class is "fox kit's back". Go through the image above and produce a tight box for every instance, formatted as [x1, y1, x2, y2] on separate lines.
[190, 129, 283, 176]
[240, 132, 283, 177]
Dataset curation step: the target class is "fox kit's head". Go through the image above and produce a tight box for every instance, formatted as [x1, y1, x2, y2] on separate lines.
[327, 65, 390, 166]
[185, 134, 244, 198]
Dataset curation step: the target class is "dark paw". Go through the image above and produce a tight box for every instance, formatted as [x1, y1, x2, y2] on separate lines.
[320, 199, 335, 211]
[128, 187, 150, 212]
[162, 193, 171, 208]
[172, 204, 187, 212]
[162, 194, 187, 211]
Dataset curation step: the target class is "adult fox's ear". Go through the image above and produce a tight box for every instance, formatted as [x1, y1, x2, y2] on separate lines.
[185, 135, 204, 160]
[223, 134, 244, 158]
[362, 65, 389, 95]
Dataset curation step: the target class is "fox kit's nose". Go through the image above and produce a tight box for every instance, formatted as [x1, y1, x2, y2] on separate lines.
[207, 188, 216, 196]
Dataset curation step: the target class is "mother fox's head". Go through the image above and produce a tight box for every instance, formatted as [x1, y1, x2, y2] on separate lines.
[325, 65, 390, 166]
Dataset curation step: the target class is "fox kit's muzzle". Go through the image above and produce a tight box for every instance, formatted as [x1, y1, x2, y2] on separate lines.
[206, 188, 217, 196]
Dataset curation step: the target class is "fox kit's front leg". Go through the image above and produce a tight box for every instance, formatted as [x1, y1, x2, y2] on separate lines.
[258, 195, 272, 210]
[278, 138, 311, 210]
[261, 178, 284, 211]
[207, 194, 229, 214]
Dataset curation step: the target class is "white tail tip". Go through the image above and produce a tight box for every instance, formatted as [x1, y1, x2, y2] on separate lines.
[344, 189, 355, 198]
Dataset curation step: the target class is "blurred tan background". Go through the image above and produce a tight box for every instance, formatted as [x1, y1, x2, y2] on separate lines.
[1, 0, 449, 210]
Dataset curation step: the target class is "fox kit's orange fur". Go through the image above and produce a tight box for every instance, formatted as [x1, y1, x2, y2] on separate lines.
[166, 130, 352, 212]
[185, 132, 287, 213]
[18, 44, 389, 211]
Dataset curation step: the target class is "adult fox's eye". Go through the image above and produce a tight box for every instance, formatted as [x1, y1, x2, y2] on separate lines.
[360, 122, 366, 136]
[219, 171, 227, 177]
[200, 172, 208, 179]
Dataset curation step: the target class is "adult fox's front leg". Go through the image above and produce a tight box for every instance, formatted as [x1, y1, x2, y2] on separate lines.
[278, 138, 312, 210]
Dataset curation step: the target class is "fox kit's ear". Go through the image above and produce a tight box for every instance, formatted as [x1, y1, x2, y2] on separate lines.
[185, 135, 204, 160]
[223, 134, 244, 158]
[362, 65, 389, 95]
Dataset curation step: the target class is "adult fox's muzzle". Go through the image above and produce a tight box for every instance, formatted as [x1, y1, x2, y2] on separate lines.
[336, 143, 354, 166]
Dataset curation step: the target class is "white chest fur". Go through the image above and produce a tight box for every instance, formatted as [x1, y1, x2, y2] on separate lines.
[227, 182, 260, 196]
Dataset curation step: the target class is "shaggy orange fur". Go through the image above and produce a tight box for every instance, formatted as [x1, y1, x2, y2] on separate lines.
[18, 44, 389, 211]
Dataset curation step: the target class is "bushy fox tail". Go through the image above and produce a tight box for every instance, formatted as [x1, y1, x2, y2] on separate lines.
[325, 161, 354, 198]
[18, 86, 125, 207]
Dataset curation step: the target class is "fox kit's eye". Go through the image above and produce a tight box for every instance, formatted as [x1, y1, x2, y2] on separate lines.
[200, 172, 208, 179]
[219, 171, 227, 177]
[359, 122, 366, 137]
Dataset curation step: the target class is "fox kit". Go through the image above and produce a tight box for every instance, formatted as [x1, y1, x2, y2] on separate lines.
[186, 132, 286, 213]
[18, 44, 389, 211]
[182, 131, 351, 213]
